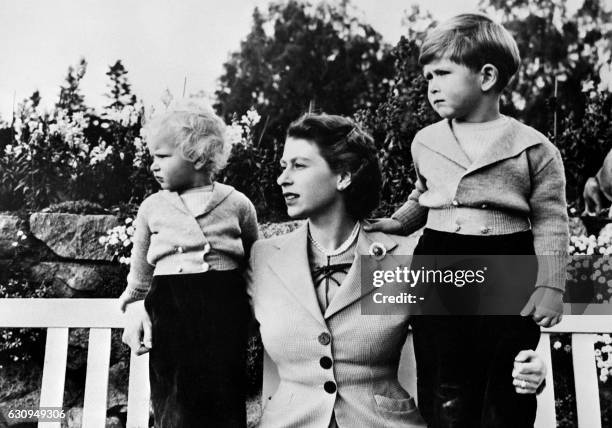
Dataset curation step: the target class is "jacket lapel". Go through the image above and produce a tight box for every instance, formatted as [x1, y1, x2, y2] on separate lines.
[465, 118, 540, 174]
[159, 191, 191, 215]
[420, 118, 542, 175]
[157, 182, 235, 218]
[189, 182, 234, 218]
[324, 227, 398, 320]
[266, 225, 327, 328]
[419, 120, 471, 170]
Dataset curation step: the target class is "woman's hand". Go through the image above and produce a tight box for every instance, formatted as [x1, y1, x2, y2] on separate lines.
[512, 350, 546, 394]
[121, 300, 153, 356]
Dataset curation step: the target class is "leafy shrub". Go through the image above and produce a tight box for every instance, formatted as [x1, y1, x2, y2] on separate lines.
[0, 101, 155, 211]
[357, 36, 437, 216]
[0, 258, 49, 364]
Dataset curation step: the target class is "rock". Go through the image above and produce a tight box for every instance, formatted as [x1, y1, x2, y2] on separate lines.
[105, 415, 123, 427]
[63, 407, 82, 428]
[0, 215, 22, 258]
[0, 362, 42, 402]
[0, 390, 40, 427]
[29, 213, 118, 261]
[30, 262, 105, 292]
[107, 362, 129, 410]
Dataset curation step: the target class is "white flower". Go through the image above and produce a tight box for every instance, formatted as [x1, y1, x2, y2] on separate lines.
[581, 80, 595, 92]
[89, 141, 114, 165]
[227, 123, 245, 146]
[511, 92, 526, 111]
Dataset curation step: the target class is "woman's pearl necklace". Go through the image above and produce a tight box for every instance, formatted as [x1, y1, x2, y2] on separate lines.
[308, 221, 360, 257]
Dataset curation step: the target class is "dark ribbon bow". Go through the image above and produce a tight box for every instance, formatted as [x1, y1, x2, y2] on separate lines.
[312, 263, 353, 288]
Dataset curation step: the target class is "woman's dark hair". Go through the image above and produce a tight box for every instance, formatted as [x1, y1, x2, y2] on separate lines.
[286, 113, 382, 220]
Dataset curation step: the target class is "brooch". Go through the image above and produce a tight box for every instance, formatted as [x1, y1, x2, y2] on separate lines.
[368, 242, 387, 259]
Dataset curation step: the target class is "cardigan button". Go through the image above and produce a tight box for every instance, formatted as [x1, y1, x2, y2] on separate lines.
[320, 356, 333, 369]
[318, 332, 331, 346]
[452, 199, 459, 206]
[480, 226, 490, 234]
[324, 381, 337, 394]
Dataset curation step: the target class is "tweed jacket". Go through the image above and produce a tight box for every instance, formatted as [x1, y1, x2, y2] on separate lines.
[122, 182, 258, 301]
[248, 224, 426, 428]
[392, 118, 569, 290]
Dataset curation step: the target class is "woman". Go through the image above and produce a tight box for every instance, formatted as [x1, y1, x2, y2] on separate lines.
[122, 113, 547, 427]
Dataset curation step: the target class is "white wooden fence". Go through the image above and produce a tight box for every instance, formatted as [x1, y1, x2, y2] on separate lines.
[0, 299, 610, 428]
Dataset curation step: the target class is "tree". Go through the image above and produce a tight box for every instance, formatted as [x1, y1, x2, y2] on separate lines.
[215, 0, 395, 219]
[216, 0, 394, 145]
[105, 60, 136, 109]
[478, 0, 612, 131]
[357, 37, 438, 216]
[56, 58, 87, 113]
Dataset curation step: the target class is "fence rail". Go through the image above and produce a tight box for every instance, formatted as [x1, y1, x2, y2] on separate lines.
[0, 299, 610, 428]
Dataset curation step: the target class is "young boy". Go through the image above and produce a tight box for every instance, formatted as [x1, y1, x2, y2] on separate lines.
[365, 13, 568, 427]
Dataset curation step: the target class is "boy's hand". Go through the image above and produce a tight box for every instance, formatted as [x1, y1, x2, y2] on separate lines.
[121, 300, 153, 356]
[512, 349, 546, 394]
[363, 218, 403, 234]
[520, 287, 563, 327]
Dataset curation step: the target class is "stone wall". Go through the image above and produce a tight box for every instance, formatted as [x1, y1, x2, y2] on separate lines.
[0, 212, 123, 298]
[0, 212, 127, 428]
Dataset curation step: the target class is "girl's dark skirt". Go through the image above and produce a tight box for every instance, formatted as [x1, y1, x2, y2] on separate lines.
[144, 270, 249, 428]
[411, 229, 541, 428]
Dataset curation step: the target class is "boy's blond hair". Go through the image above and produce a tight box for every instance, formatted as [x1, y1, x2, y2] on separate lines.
[419, 13, 521, 92]
[143, 100, 231, 179]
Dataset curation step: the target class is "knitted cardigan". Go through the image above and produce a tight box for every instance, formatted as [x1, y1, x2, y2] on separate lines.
[392, 118, 569, 290]
[122, 182, 259, 301]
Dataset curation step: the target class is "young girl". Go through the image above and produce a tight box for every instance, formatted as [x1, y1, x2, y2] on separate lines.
[118, 101, 259, 427]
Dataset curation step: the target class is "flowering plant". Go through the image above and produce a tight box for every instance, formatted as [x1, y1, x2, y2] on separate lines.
[567, 223, 612, 304]
[99, 217, 135, 265]
[0, 100, 155, 211]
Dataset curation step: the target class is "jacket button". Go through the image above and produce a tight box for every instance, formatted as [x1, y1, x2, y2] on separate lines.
[324, 381, 337, 394]
[320, 356, 332, 369]
[202, 262, 210, 272]
[454, 223, 461, 232]
[318, 332, 331, 346]
[452, 200, 459, 206]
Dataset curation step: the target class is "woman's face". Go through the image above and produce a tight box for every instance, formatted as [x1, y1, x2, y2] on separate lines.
[277, 137, 345, 220]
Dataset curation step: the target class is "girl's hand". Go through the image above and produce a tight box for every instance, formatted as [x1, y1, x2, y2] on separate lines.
[118, 293, 133, 313]
[512, 349, 546, 394]
[121, 300, 153, 356]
